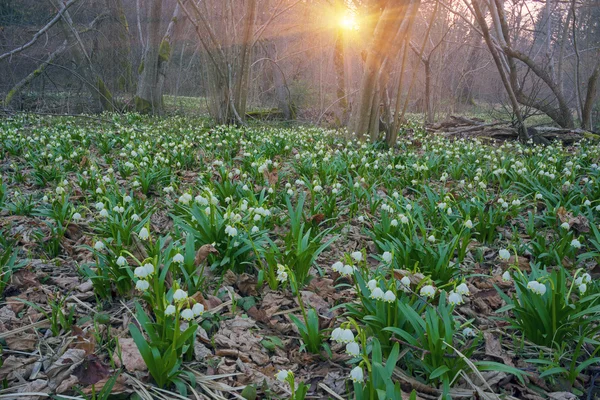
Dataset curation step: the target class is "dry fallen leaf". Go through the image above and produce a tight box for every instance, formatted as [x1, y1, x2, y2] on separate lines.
[113, 338, 147, 371]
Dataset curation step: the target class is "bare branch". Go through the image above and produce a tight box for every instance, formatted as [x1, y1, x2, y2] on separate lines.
[0, 0, 78, 63]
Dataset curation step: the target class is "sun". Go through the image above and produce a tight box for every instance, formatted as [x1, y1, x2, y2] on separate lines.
[339, 14, 359, 31]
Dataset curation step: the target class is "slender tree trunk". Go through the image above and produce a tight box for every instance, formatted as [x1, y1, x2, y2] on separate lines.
[351, 0, 410, 140]
[157, 4, 182, 101]
[333, 28, 348, 126]
[135, 0, 164, 114]
[582, 62, 600, 130]
[472, 0, 528, 140]
[234, 0, 257, 118]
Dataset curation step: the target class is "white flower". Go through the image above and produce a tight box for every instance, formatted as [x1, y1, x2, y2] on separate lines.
[382, 251, 392, 263]
[579, 283, 587, 294]
[367, 279, 378, 291]
[251, 226, 259, 233]
[276, 370, 290, 382]
[581, 273, 592, 283]
[420, 285, 436, 298]
[357, 216, 365, 223]
[502, 271, 511, 282]
[331, 327, 342, 341]
[571, 239, 582, 249]
[456, 283, 470, 296]
[181, 308, 194, 321]
[173, 253, 184, 263]
[339, 329, 355, 343]
[136, 279, 150, 291]
[383, 290, 396, 303]
[165, 305, 176, 316]
[464, 219, 473, 229]
[139, 227, 149, 240]
[99, 209, 109, 218]
[173, 289, 188, 302]
[134, 266, 148, 279]
[427, 235, 436, 243]
[117, 256, 127, 266]
[276, 269, 288, 282]
[448, 291, 464, 305]
[498, 249, 511, 260]
[94, 241, 105, 251]
[72, 212, 82, 221]
[351, 251, 363, 262]
[225, 225, 238, 237]
[370, 287, 384, 300]
[341, 264, 355, 276]
[535, 193, 543, 200]
[463, 327, 475, 337]
[584, 200, 591, 206]
[527, 281, 547, 295]
[332, 261, 343, 273]
[143, 263, 154, 275]
[350, 366, 364, 382]
[560, 222, 570, 230]
[346, 341, 360, 356]
[192, 303, 205, 316]
[400, 276, 411, 291]
[132, 213, 140, 221]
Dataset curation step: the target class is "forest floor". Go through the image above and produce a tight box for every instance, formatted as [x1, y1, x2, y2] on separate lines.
[0, 113, 599, 400]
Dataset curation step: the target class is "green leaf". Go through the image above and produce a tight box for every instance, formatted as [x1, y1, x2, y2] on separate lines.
[429, 365, 450, 380]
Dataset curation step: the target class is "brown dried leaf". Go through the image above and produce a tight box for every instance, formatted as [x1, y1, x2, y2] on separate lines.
[484, 332, 514, 367]
[195, 243, 219, 267]
[113, 338, 147, 371]
[6, 333, 37, 351]
[73, 354, 110, 385]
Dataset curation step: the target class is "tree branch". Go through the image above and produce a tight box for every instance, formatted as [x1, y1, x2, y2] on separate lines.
[0, 0, 78, 63]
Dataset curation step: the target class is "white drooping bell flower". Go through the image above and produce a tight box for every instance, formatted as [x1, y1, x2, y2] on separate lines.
[117, 256, 127, 266]
[165, 305, 176, 316]
[351, 251, 363, 262]
[173, 253, 184, 263]
[370, 287, 384, 300]
[135, 279, 150, 291]
[382, 251, 392, 263]
[420, 285, 436, 298]
[498, 249, 510, 260]
[448, 291, 464, 305]
[276, 370, 290, 382]
[456, 283, 470, 296]
[383, 290, 396, 303]
[346, 341, 360, 356]
[350, 366, 364, 382]
[192, 303, 205, 316]
[139, 227, 150, 240]
[180, 308, 194, 321]
[173, 289, 188, 302]
[527, 281, 547, 295]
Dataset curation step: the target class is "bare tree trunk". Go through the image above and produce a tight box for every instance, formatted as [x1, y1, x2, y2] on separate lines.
[234, 0, 257, 117]
[582, 62, 600, 130]
[424, 59, 433, 124]
[471, 0, 528, 140]
[351, 0, 410, 140]
[135, 0, 164, 114]
[157, 4, 182, 101]
[333, 28, 348, 126]
[106, 0, 133, 92]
